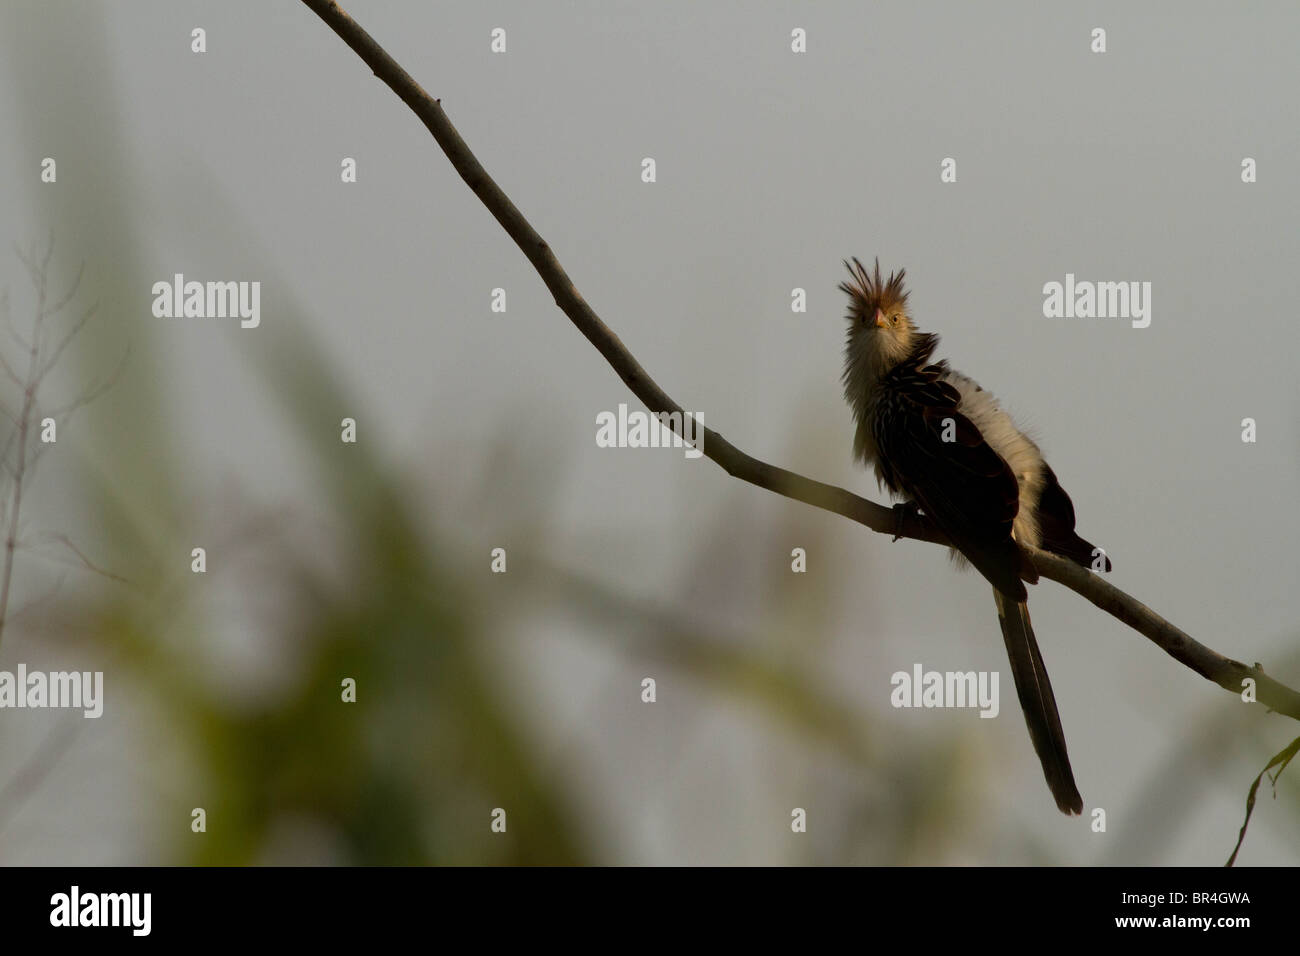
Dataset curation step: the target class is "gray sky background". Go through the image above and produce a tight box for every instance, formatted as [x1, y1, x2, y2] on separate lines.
[0, 1, 1297, 864]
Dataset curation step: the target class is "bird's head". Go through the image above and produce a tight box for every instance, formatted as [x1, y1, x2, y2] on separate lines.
[840, 257, 916, 387]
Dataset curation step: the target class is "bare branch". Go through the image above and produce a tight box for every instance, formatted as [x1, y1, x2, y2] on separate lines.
[33, 533, 135, 587]
[0, 243, 47, 648]
[0, 244, 112, 650]
[39, 260, 84, 318]
[0, 288, 20, 357]
[39, 297, 98, 379]
[2, 285, 29, 354]
[0, 349, 23, 388]
[38, 236, 53, 282]
[299, 0, 1300, 725]
[12, 241, 39, 286]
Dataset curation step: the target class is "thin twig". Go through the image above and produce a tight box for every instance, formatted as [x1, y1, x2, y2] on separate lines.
[39, 260, 84, 319]
[0, 241, 47, 649]
[0, 242, 113, 650]
[39, 297, 98, 379]
[0, 350, 22, 388]
[36, 533, 136, 587]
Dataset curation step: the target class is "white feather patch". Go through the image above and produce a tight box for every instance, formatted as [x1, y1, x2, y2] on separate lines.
[942, 369, 1045, 549]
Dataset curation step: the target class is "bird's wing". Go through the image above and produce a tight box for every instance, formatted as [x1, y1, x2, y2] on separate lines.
[874, 358, 1029, 599]
[1036, 462, 1113, 572]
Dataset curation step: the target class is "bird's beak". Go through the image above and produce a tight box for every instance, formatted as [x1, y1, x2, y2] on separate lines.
[873, 308, 888, 328]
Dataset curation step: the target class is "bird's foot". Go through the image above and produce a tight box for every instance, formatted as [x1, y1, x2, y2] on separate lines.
[892, 501, 919, 541]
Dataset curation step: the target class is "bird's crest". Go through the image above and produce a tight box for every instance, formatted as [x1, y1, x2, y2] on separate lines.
[839, 257, 909, 321]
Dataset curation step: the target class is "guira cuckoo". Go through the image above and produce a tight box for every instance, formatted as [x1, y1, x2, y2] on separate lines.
[840, 258, 1109, 815]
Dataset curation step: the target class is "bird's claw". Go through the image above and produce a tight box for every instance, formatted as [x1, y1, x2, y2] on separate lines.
[891, 502, 918, 541]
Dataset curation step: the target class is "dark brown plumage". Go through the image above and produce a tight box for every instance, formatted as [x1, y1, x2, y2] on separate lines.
[841, 258, 1110, 815]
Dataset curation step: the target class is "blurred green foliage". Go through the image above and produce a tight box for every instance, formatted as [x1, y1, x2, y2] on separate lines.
[0, 2, 1294, 867]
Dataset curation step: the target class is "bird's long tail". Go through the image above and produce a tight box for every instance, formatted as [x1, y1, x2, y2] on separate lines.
[992, 588, 1083, 815]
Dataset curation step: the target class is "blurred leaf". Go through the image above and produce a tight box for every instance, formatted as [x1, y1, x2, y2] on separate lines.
[1226, 733, 1299, 867]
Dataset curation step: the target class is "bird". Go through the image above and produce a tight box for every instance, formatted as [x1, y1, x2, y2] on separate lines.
[839, 257, 1110, 815]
